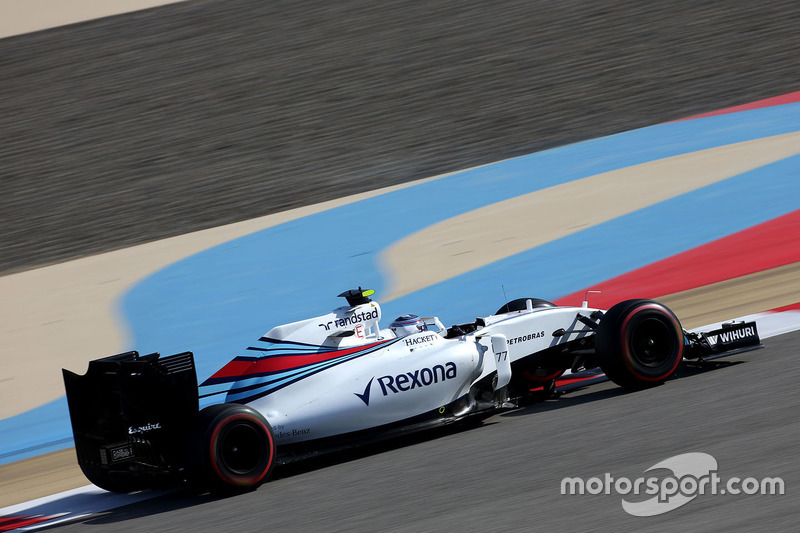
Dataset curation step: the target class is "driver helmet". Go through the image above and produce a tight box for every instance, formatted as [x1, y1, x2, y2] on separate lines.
[389, 314, 427, 337]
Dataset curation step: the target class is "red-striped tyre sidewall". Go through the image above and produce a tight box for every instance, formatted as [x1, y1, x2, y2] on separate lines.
[618, 303, 683, 382]
[209, 411, 274, 487]
[596, 299, 684, 389]
[194, 404, 275, 490]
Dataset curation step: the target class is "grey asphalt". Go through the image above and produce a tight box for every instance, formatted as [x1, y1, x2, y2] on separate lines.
[2, 1, 800, 274]
[51, 330, 799, 532]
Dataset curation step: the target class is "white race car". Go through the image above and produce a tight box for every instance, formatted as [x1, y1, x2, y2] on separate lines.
[63, 288, 761, 492]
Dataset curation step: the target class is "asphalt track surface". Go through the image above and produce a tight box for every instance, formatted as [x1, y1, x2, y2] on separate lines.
[2, 0, 800, 274]
[48, 330, 799, 532]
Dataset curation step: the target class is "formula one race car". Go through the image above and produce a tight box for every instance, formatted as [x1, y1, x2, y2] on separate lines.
[63, 289, 762, 493]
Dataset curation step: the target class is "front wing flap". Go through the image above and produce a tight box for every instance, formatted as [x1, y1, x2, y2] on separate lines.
[684, 320, 763, 361]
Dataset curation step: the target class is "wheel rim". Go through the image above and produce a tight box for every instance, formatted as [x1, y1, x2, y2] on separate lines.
[629, 317, 675, 367]
[219, 422, 264, 475]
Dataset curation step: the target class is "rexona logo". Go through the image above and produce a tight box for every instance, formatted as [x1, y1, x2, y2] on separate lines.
[319, 308, 379, 331]
[355, 362, 457, 406]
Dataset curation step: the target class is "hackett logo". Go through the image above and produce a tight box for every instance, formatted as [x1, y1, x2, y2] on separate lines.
[404, 334, 438, 347]
[355, 362, 457, 406]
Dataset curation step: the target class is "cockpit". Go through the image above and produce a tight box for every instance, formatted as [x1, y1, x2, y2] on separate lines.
[262, 288, 446, 348]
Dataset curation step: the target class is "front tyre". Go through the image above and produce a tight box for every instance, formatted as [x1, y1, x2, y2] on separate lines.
[192, 403, 276, 491]
[595, 299, 684, 389]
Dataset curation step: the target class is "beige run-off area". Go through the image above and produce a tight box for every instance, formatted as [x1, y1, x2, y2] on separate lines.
[0, 0, 190, 39]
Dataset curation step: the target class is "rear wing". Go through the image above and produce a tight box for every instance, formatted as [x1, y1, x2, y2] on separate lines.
[62, 350, 199, 490]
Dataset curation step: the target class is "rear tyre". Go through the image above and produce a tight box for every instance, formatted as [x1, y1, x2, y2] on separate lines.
[191, 403, 275, 491]
[595, 299, 684, 389]
[495, 297, 555, 315]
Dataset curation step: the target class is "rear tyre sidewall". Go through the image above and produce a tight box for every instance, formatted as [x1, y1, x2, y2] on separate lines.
[192, 403, 275, 491]
[596, 299, 684, 389]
